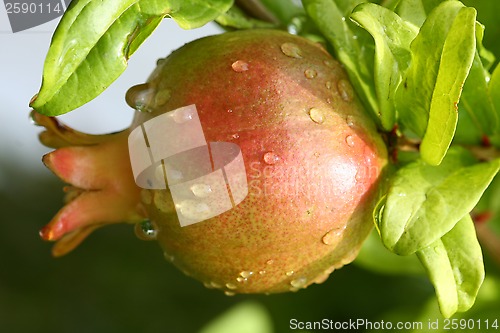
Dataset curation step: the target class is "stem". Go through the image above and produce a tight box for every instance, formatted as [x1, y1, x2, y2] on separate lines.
[234, 0, 280, 24]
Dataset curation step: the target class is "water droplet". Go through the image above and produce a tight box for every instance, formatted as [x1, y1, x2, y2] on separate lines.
[290, 277, 307, 288]
[308, 108, 325, 124]
[341, 16, 346, 22]
[304, 68, 317, 79]
[203, 282, 213, 289]
[286, 271, 294, 277]
[346, 115, 355, 127]
[125, 83, 155, 112]
[163, 251, 175, 262]
[322, 227, 345, 245]
[337, 79, 354, 102]
[140, 189, 152, 205]
[29, 110, 41, 126]
[166, 167, 183, 182]
[259, 270, 266, 275]
[190, 183, 213, 198]
[231, 60, 249, 72]
[231, 133, 240, 139]
[171, 107, 194, 123]
[280, 42, 303, 59]
[345, 135, 355, 147]
[225, 291, 236, 296]
[313, 272, 330, 285]
[263, 152, 280, 165]
[177, 200, 211, 220]
[236, 277, 246, 283]
[134, 219, 157, 241]
[210, 281, 222, 289]
[266, 259, 274, 265]
[239, 271, 254, 278]
[154, 88, 171, 107]
[226, 283, 237, 290]
[323, 60, 334, 68]
[227, 109, 233, 113]
[325, 81, 332, 89]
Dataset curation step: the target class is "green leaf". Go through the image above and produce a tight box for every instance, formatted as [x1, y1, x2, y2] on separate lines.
[416, 215, 485, 318]
[379, 147, 500, 255]
[351, 3, 418, 130]
[489, 63, 500, 135]
[396, 2, 476, 165]
[30, 0, 233, 116]
[302, 0, 380, 128]
[199, 302, 273, 333]
[395, 0, 444, 28]
[355, 230, 425, 275]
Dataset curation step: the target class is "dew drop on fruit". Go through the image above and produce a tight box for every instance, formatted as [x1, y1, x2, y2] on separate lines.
[231, 60, 249, 72]
[324, 60, 334, 68]
[304, 68, 318, 79]
[266, 259, 274, 265]
[337, 79, 354, 102]
[171, 107, 194, 123]
[125, 83, 155, 112]
[231, 133, 240, 139]
[263, 152, 280, 165]
[134, 219, 157, 241]
[322, 227, 345, 245]
[225, 291, 236, 296]
[154, 88, 171, 108]
[325, 81, 332, 89]
[226, 283, 237, 290]
[236, 276, 246, 283]
[259, 270, 266, 275]
[308, 108, 325, 124]
[178, 200, 211, 220]
[285, 271, 294, 277]
[280, 42, 303, 59]
[346, 115, 355, 127]
[210, 281, 222, 289]
[345, 135, 355, 147]
[290, 277, 307, 288]
[239, 271, 254, 279]
[190, 183, 213, 198]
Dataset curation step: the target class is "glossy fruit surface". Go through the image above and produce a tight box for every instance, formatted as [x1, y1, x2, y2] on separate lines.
[126, 29, 388, 293]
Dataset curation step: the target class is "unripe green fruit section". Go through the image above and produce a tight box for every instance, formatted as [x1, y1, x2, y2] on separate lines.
[131, 30, 388, 293]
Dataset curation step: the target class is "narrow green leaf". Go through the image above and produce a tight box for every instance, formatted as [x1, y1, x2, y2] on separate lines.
[489, 63, 500, 135]
[420, 6, 477, 165]
[351, 3, 418, 130]
[417, 215, 485, 318]
[30, 0, 232, 116]
[380, 147, 500, 255]
[302, 0, 380, 128]
[395, 2, 476, 165]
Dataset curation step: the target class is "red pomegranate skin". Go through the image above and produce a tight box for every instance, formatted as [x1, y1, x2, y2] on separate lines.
[126, 29, 388, 294]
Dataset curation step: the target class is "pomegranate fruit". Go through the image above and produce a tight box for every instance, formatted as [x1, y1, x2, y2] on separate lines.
[34, 29, 387, 294]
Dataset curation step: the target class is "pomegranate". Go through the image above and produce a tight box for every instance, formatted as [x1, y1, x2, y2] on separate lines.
[34, 29, 387, 294]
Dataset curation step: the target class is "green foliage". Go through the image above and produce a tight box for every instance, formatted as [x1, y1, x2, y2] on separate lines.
[30, 0, 233, 116]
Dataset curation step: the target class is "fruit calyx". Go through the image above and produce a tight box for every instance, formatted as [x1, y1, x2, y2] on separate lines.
[32, 111, 145, 256]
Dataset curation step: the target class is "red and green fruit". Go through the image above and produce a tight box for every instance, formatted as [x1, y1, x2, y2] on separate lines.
[35, 29, 387, 294]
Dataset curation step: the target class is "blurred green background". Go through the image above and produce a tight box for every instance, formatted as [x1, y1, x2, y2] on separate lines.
[1, 1, 499, 332]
